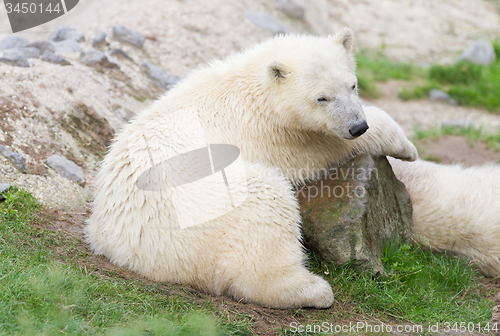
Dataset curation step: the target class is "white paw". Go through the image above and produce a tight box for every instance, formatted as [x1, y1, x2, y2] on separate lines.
[307, 276, 334, 308]
[392, 140, 418, 162]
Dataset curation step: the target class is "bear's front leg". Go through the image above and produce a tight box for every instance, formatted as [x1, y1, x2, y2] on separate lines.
[348, 105, 418, 161]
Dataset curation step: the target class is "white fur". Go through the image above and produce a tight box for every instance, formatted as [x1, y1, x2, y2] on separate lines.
[86, 29, 418, 308]
[389, 158, 500, 277]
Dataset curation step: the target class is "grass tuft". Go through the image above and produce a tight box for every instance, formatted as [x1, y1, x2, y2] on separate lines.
[356, 51, 421, 98]
[429, 62, 483, 85]
[398, 82, 438, 101]
[414, 125, 500, 152]
[356, 41, 500, 112]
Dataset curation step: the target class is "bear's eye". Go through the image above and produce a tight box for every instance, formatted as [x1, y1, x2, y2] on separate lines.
[352, 84, 357, 91]
[317, 97, 328, 103]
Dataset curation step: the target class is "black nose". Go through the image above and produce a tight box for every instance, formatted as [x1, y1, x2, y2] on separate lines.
[349, 121, 369, 137]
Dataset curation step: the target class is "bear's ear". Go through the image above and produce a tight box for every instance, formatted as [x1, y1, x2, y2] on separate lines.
[268, 62, 289, 83]
[333, 27, 355, 52]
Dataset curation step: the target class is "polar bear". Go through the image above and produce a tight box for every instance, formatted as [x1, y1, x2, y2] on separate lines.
[86, 28, 418, 309]
[389, 158, 500, 277]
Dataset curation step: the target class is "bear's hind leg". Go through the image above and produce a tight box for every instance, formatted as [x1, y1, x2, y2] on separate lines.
[215, 163, 334, 308]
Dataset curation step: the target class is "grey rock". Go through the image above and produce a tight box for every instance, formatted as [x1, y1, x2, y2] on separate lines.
[142, 61, 181, 90]
[417, 60, 431, 69]
[49, 25, 84, 42]
[429, 89, 450, 101]
[40, 50, 71, 66]
[299, 154, 413, 275]
[46, 154, 85, 183]
[20, 47, 40, 59]
[0, 183, 11, 201]
[93, 31, 107, 47]
[53, 40, 82, 54]
[109, 48, 133, 61]
[0, 35, 28, 49]
[79, 48, 120, 69]
[429, 89, 457, 105]
[441, 119, 472, 129]
[26, 40, 55, 54]
[458, 40, 496, 66]
[112, 26, 146, 48]
[244, 11, 287, 34]
[276, 0, 305, 20]
[0, 145, 27, 173]
[0, 48, 28, 67]
[0, 183, 10, 193]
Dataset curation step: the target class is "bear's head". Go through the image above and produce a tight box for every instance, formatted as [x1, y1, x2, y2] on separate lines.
[264, 28, 367, 140]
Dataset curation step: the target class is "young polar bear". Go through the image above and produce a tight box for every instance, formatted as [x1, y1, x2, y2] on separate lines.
[86, 28, 418, 309]
[389, 158, 500, 277]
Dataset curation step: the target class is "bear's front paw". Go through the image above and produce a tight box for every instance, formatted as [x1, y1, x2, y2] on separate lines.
[392, 140, 418, 162]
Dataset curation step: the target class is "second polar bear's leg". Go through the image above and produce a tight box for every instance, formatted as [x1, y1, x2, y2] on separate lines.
[345, 106, 418, 161]
[210, 163, 333, 309]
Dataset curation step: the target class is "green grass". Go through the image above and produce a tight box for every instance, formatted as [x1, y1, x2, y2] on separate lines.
[0, 187, 495, 335]
[397, 43, 500, 112]
[414, 125, 500, 152]
[356, 51, 422, 98]
[428, 61, 500, 111]
[0, 188, 251, 336]
[398, 81, 439, 101]
[357, 42, 500, 112]
[312, 242, 492, 325]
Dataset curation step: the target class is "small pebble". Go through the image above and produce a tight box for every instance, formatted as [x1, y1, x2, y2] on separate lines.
[244, 12, 288, 35]
[49, 25, 85, 42]
[276, 0, 305, 20]
[26, 40, 56, 54]
[46, 154, 85, 184]
[0, 145, 27, 173]
[109, 48, 133, 61]
[0, 35, 28, 49]
[53, 40, 83, 53]
[93, 31, 107, 47]
[79, 48, 120, 69]
[0, 48, 28, 67]
[142, 61, 180, 90]
[112, 26, 146, 48]
[40, 50, 71, 65]
[20, 47, 40, 59]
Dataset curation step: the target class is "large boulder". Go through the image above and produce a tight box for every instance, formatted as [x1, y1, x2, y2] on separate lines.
[298, 154, 413, 275]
